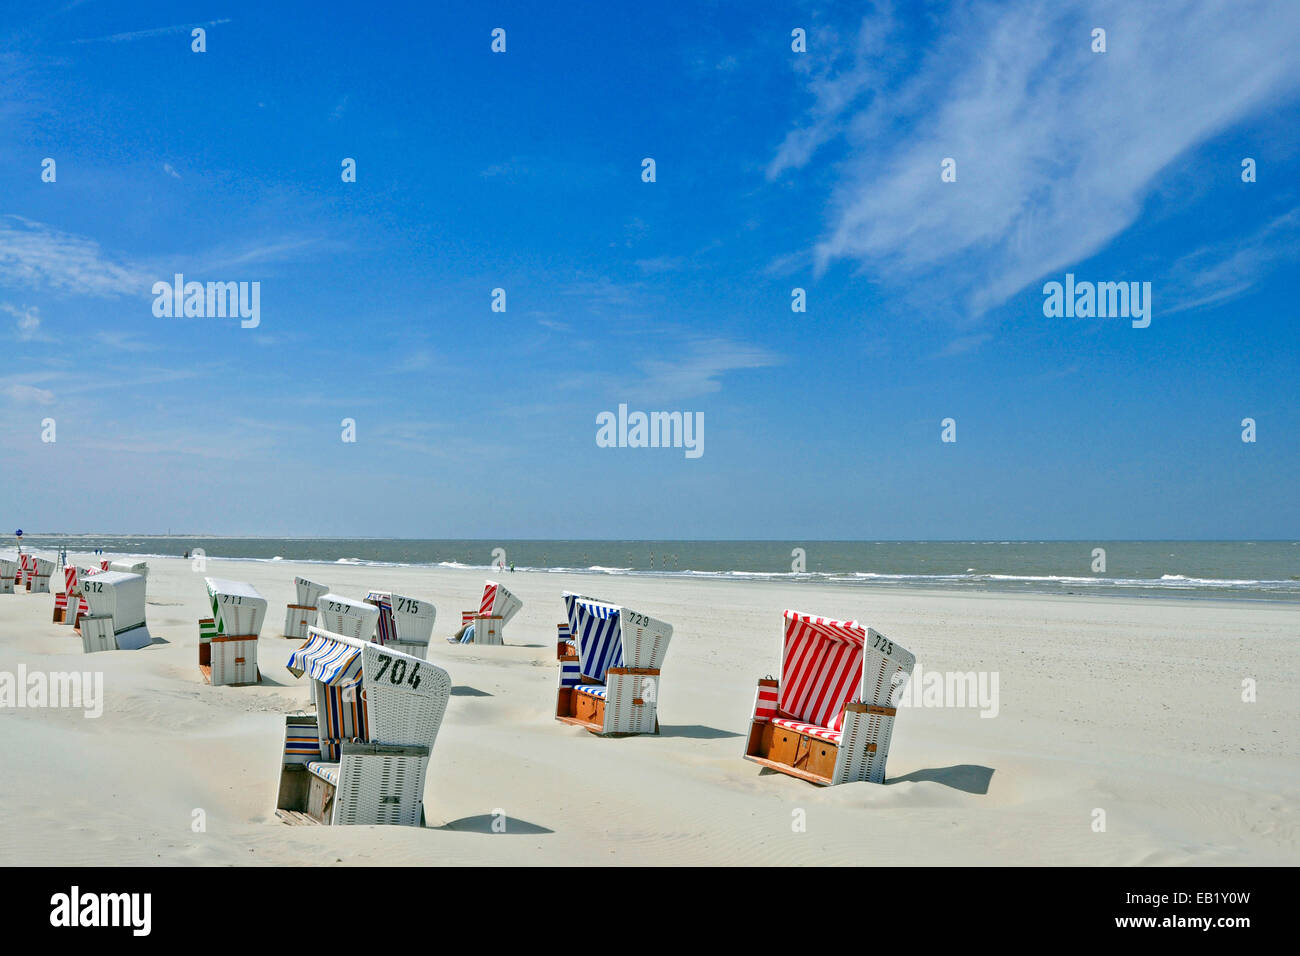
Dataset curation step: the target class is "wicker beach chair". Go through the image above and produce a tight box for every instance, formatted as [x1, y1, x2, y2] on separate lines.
[457, 580, 522, 645]
[314, 592, 380, 641]
[78, 571, 150, 652]
[555, 594, 672, 736]
[25, 555, 54, 592]
[742, 610, 915, 786]
[275, 628, 452, 826]
[283, 576, 329, 640]
[365, 590, 436, 659]
[0, 553, 17, 595]
[199, 578, 267, 685]
[108, 559, 149, 579]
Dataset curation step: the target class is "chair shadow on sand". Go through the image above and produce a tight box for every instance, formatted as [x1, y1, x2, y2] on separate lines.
[888, 764, 994, 795]
[435, 814, 553, 835]
[657, 724, 742, 740]
[450, 685, 492, 697]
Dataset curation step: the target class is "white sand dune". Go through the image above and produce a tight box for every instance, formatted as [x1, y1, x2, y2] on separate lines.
[1, 554, 1296, 865]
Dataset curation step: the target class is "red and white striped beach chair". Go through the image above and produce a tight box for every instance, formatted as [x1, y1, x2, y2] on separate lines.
[457, 580, 523, 645]
[52, 566, 76, 622]
[25, 555, 54, 592]
[58, 566, 97, 625]
[555, 593, 673, 736]
[275, 627, 452, 826]
[283, 576, 329, 640]
[743, 610, 915, 786]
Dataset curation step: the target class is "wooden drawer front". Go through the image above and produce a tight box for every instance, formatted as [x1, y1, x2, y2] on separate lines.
[768, 723, 802, 764]
[804, 737, 838, 778]
[575, 688, 601, 724]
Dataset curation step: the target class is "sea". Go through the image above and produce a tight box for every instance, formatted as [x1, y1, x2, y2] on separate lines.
[14, 537, 1300, 603]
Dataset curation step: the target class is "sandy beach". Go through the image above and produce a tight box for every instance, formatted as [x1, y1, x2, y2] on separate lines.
[0, 553, 1294, 866]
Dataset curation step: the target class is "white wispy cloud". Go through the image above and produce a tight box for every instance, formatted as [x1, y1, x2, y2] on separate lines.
[2, 302, 43, 340]
[631, 337, 781, 402]
[1161, 208, 1300, 315]
[71, 19, 232, 45]
[772, 0, 1300, 316]
[3, 383, 54, 404]
[162, 162, 181, 179]
[0, 216, 146, 296]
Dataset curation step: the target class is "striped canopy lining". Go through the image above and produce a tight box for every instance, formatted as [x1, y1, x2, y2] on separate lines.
[566, 597, 623, 683]
[777, 612, 865, 732]
[286, 631, 364, 687]
[479, 583, 497, 615]
[287, 633, 370, 758]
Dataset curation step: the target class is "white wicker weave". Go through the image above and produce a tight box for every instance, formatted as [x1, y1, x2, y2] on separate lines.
[108, 560, 149, 579]
[204, 577, 267, 635]
[315, 592, 380, 641]
[0, 555, 15, 594]
[366, 590, 436, 659]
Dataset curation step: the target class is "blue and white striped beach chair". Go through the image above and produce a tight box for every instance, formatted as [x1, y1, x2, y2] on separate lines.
[555, 593, 673, 736]
[275, 627, 452, 826]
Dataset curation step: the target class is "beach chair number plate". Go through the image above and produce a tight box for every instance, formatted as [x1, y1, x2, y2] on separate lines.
[84, 581, 104, 593]
[373, 655, 423, 690]
[870, 633, 895, 655]
[220, 595, 245, 605]
[625, 611, 650, 627]
[395, 598, 422, 615]
[324, 600, 354, 613]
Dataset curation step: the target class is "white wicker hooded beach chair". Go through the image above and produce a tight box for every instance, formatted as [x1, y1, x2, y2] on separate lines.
[742, 610, 916, 786]
[78, 571, 150, 652]
[555, 593, 672, 736]
[0, 552, 18, 595]
[199, 577, 267, 685]
[366, 590, 436, 659]
[275, 627, 452, 826]
[283, 576, 329, 640]
[108, 559, 149, 579]
[314, 592, 380, 641]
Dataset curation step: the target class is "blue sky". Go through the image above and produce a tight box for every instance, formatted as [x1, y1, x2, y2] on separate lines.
[1, 0, 1297, 539]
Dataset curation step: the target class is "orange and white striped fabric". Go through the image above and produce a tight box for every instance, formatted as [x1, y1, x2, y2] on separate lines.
[778, 610, 865, 732]
[479, 583, 497, 616]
